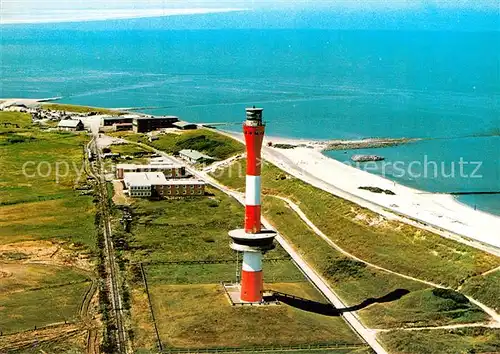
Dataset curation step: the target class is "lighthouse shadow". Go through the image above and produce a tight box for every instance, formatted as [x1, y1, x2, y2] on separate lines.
[265, 289, 410, 316]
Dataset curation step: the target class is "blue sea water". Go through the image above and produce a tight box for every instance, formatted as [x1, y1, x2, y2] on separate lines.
[1, 27, 499, 214]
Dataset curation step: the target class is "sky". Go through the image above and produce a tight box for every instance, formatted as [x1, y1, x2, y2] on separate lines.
[1, 0, 499, 26]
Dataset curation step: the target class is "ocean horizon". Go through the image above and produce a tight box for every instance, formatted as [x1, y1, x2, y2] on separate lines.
[1, 25, 498, 214]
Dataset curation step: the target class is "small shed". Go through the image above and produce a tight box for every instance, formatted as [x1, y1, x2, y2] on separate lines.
[57, 119, 84, 131]
[178, 149, 214, 164]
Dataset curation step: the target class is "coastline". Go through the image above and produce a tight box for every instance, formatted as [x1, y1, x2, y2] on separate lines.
[220, 129, 500, 252]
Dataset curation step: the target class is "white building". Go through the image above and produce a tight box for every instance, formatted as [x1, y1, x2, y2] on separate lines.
[123, 172, 205, 198]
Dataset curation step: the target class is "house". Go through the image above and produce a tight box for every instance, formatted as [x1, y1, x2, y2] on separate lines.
[172, 121, 197, 130]
[178, 149, 214, 164]
[57, 119, 84, 131]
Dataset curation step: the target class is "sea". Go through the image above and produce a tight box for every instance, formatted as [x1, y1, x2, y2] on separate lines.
[1, 25, 499, 214]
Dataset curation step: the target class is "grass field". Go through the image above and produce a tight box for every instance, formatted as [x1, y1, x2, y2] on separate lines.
[0, 325, 87, 354]
[147, 283, 363, 349]
[0, 197, 96, 250]
[119, 183, 364, 352]
[110, 128, 244, 160]
[211, 159, 500, 289]
[0, 281, 90, 334]
[379, 327, 500, 354]
[0, 111, 97, 339]
[144, 261, 304, 285]
[124, 187, 288, 264]
[109, 142, 151, 156]
[42, 103, 123, 115]
[0, 111, 96, 250]
[0, 263, 90, 294]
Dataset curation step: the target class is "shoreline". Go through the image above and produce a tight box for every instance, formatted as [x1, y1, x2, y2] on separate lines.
[220, 129, 500, 252]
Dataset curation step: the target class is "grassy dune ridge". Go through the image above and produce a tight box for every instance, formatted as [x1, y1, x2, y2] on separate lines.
[262, 196, 489, 329]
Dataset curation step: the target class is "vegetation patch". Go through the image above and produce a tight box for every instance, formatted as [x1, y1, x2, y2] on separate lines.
[361, 288, 488, 329]
[110, 129, 244, 160]
[148, 284, 362, 349]
[42, 103, 123, 115]
[144, 261, 304, 286]
[122, 187, 291, 264]
[460, 270, 500, 312]
[0, 263, 90, 294]
[379, 327, 500, 354]
[0, 282, 90, 334]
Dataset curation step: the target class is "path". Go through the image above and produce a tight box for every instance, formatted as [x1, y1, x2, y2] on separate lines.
[374, 322, 500, 333]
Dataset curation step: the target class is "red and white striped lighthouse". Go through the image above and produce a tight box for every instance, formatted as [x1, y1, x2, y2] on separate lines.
[229, 107, 276, 303]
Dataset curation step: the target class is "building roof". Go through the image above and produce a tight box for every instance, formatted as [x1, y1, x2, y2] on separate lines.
[114, 123, 133, 126]
[135, 115, 179, 121]
[117, 163, 183, 170]
[173, 121, 197, 128]
[123, 172, 204, 187]
[178, 149, 214, 161]
[123, 172, 167, 186]
[58, 119, 82, 128]
[163, 179, 205, 186]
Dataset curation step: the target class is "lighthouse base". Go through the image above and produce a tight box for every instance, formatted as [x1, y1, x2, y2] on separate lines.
[222, 282, 280, 306]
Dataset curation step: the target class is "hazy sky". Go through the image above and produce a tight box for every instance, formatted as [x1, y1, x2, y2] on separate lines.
[3, 0, 499, 11]
[1, 0, 498, 25]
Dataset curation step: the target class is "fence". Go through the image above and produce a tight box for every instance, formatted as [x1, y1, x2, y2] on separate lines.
[140, 262, 163, 352]
[161, 342, 369, 353]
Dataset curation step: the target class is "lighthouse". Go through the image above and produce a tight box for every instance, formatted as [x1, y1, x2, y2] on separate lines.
[228, 107, 276, 303]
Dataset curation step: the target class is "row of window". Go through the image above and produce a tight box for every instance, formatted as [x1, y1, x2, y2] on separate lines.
[164, 190, 203, 195]
[131, 192, 151, 197]
[131, 186, 150, 190]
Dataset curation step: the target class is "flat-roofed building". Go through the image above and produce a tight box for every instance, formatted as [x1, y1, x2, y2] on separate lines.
[173, 121, 197, 130]
[116, 163, 186, 179]
[132, 116, 179, 133]
[123, 172, 205, 198]
[178, 149, 214, 164]
[57, 119, 84, 131]
[101, 116, 134, 126]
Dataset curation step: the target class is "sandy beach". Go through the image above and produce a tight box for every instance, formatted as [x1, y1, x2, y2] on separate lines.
[222, 130, 500, 254]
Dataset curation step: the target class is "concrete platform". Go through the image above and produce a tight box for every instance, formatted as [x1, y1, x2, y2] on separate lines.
[222, 282, 280, 306]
